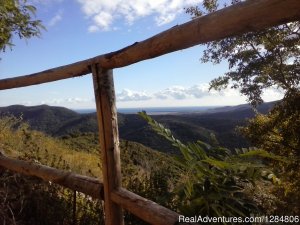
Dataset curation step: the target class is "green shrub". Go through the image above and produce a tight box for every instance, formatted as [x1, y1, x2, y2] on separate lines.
[140, 111, 285, 219]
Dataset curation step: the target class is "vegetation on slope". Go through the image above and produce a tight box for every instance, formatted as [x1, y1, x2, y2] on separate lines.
[0, 115, 177, 224]
[0, 103, 275, 154]
[1, 107, 298, 224]
[140, 112, 289, 218]
[186, 0, 300, 216]
[0, 117, 103, 224]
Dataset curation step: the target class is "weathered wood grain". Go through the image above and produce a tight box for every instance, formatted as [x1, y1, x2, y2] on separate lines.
[92, 66, 124, 225]
[111, 188, 195, 225]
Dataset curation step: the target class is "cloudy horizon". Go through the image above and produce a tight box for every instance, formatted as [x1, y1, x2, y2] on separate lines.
[1, 82, 283, 109]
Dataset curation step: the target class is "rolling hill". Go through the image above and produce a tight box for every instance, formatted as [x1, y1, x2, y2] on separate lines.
[0, 102, 276, 154]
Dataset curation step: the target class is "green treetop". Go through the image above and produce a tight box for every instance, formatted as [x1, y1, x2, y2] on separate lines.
[0, 0, 44, 52]
[187, 0, 299, 106]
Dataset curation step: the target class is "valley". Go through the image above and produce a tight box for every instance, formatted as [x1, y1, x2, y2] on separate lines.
[0, 102, 275, 154]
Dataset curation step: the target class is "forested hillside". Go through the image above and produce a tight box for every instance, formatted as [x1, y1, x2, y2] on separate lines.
[0, 102, 275, 154]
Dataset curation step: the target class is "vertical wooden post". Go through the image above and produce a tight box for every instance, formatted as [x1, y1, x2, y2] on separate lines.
[73, 190, 77, 225]
[92, 64, 124, 225]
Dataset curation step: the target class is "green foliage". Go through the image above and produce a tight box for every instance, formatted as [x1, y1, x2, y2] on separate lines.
[186, 0, 300, 215]
[187, 0, 300, 106]
[140, 111, 284, 219]
[186, 0, 218, 18]
[120, 140, 180, 224]
[242, 95, 300, 156]
[0, 0, 44, 52]
[61, 132, 99, 153]
[121, 140, 178, 205]
[241, 97, 300, 214]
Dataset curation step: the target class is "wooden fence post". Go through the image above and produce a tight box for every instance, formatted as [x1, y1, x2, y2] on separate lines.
[73, 190, 77, 225]
[92, 64, 124, 225]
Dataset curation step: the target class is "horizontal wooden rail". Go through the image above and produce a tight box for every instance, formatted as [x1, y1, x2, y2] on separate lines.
[0, 0, 299, 90]
[0, 151, 104, 199]
[0, 151, 193, 224]
[111, 188, 192, 225]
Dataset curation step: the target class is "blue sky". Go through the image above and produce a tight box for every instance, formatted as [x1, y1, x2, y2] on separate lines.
[0, 0, 283, 109]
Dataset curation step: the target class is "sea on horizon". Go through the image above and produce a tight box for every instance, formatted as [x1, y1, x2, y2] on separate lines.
[75, 106, 220, 115]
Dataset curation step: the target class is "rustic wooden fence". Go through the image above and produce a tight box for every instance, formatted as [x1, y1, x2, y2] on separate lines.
[0, 0, 299, 224]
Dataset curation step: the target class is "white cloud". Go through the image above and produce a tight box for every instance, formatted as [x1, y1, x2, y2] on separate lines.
[155, 84, 214, 100]
[66, 97, 89, 103]
[48, 10, 63, 27]
[186, 84, 211, 98]
[156, 86, 191, 99]
[92, 11, 113, 31]
[155, 13, 176, 26]
[41, 97, 90, 105]
[77, 0, 202, 31]
[117, 84, 238, 102]
[117, 89, 152, 101]
[262, 88, 284, 102]
[88, 25, 99, 33]
[116, 84, 284, 105]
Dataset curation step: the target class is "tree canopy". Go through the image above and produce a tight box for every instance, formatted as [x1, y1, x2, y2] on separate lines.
[187, 0, 299, 106]
[186, 0, 300, 154]
[0, 0, 44, 52]
[186, 0, 300, 214]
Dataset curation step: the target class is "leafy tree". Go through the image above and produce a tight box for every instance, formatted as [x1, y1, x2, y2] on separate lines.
[187, 0, 299, 106]
[240, 96, 300, 214]
[186, 0, 300, 214]
[0, 0, 44, 52]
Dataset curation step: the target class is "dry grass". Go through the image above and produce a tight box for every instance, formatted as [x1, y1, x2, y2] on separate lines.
[0, 116, 102, 178]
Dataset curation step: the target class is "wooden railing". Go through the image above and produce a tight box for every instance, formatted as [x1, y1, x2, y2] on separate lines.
[0, 151, 104, 199]
[0, 0, 299, 224]
[0, 151, 180, 225]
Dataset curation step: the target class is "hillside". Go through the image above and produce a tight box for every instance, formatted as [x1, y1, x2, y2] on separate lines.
[0, 115, 177, 225]
[0, 105, 80, 134]
[0, 102, 276, 154]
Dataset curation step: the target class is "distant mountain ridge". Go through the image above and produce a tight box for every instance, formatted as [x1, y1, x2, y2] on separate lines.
[0, 101, 276, 154]
[0, 105, 81, 134]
